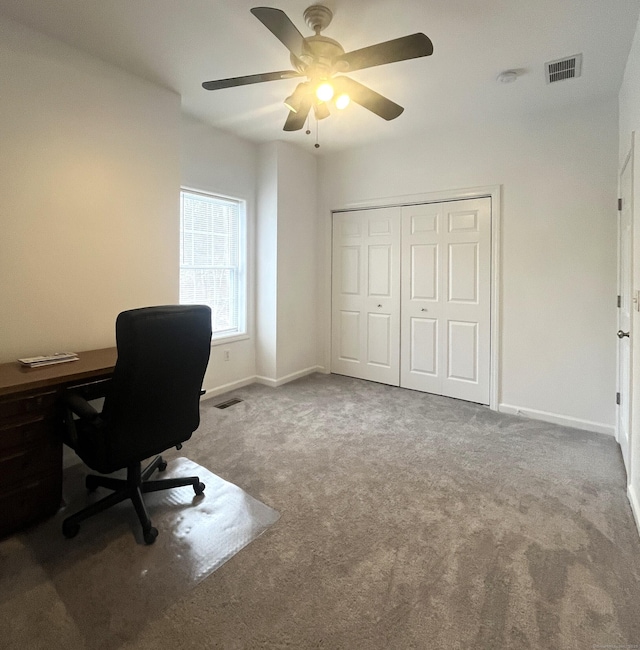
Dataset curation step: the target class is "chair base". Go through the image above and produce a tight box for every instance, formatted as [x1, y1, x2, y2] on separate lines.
[62, 455, 205, 544]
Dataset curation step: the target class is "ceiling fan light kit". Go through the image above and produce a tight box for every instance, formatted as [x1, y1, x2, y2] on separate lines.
[284, 82, 310, 113]
[335, 93, 350, 110]
[314, 102, 330, 121]
[316, 82, 334, 102]
[202, 5, 434, 144]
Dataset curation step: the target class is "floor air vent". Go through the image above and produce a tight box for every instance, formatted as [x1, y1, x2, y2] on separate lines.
[545, 54, 582, 83]
[214, 397, 243, 409]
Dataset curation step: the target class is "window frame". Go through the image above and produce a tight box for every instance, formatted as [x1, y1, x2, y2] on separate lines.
[179, 187, 248, 345]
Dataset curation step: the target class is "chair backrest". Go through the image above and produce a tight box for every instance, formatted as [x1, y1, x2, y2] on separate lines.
[101, 305, 212, 467]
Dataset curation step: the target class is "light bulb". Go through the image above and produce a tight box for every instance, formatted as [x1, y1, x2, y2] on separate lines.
[316, 82, 334, 102]
[335, 93, 350, 110]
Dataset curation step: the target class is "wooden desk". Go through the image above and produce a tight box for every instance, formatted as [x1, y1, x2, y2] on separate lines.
[0, 348, 117, 537]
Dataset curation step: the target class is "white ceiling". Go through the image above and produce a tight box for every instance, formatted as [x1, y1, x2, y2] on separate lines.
[1, 0, 639, 153]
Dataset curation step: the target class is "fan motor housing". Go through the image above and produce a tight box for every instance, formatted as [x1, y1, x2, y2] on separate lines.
[292, 35, 347, 77]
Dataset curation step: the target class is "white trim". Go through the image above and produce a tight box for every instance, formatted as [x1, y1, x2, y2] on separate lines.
[616, 135, 634, 468]
[210, 333, 250, 347]
[254, 376, 279, 388]
[201, 376, 256, 400]
[489, 187, 502, 412]
[330, 184, 502, 411]
[628, 482, 640, 539]
[498, 403, 615, 436]
[181, 184, 248, 205]
[256, 365, 323, 388]
[179, 187, 249, 340]
[333, 185, 501, 212]
[202, 366, 325, 398]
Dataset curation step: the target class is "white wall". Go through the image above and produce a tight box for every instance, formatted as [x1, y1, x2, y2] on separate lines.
[256, 141, 318, 385]
[256, 142, 279, 380]
[181, 115, 258, 395]
[318, 99, 618, 433]
[619, 15, 640, 165]
[275, 142, 318, 380]
[1, 11, 623, 455]
[0, 15, 181, 362]
[619, 12, 640, 533]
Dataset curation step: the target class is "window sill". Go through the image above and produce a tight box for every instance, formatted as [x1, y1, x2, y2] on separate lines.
[211, 333, 250, 347]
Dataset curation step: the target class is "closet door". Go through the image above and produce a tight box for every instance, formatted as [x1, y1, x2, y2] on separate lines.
[400, 198, 491, 404]
[331, 208, 401, 386]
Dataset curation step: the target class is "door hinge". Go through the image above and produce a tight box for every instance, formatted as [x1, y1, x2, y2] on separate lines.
[618, 295, 622, 308]
[616, 392, 621, 405]
[618, 198, 623, 211]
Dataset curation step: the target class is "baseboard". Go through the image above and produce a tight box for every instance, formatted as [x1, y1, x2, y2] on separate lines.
[255, 365, 323, 388]
[498, 403, 615, 436]
[628, 483, 640, 540]
[201, 376, 257, 401]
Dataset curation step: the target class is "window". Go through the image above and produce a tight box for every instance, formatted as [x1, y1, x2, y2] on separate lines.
[179, 189, 246, 340]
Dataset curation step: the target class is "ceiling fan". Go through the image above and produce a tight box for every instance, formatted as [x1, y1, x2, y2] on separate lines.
[202, 5, 434, 133]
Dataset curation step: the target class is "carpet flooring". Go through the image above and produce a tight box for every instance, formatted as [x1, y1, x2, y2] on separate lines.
[2, 372, 640, 649]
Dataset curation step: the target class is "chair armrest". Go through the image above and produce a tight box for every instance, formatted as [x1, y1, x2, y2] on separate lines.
[63, 390, 100, 420]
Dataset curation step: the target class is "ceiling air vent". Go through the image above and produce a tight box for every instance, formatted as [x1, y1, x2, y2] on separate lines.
[545, 54, 582, 84]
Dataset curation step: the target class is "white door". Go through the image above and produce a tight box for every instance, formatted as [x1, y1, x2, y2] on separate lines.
[331, 208, 401, 386]
[617, 145, 633, 477]
[400, 198, 491, 404]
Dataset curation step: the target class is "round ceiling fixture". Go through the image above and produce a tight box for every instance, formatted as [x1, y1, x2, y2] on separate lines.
[497, 70, 519, 83]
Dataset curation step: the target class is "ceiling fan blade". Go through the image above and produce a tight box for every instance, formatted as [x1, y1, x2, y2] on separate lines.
[202, 70, 301, 91]
[338, 33, 433, 73]
[283, 99, 312, 131]
[251, 7, 307, 60]
[337, 77, 404, 121]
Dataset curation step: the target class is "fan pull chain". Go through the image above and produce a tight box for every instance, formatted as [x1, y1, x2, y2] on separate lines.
[315, 116, 320, 149]
[305, 113, 311, 136]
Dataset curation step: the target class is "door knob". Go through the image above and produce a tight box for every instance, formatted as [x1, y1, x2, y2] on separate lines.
[617, 330, 630, 339]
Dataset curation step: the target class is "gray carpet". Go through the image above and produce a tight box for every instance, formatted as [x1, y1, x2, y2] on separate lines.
[2, 372, 639, 649]
[1, 458, 278, 649]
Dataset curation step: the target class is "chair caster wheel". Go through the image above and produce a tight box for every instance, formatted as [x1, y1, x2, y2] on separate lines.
[85, 476, 99, 492]
[63, 521, 80, 539]
[143, 527, 158, 545]
[194, 481, 205, 496]
[157, 459, 168, 472]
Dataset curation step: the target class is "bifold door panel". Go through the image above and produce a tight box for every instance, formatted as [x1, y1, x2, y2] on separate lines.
[400, 198, 491, 404]
[332, 197, 491, 405]
[331, 207, 401, 386]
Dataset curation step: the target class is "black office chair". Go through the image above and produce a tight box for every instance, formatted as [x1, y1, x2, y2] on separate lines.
[61, 305, 212, 544]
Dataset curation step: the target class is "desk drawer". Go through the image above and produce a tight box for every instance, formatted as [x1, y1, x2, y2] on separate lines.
[0, 438, 61, 488]
[0, 390, 57, 420]
[0, 416, 53, 452]
[0, 472, 61, 538]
